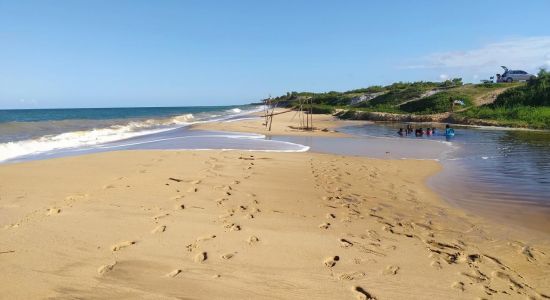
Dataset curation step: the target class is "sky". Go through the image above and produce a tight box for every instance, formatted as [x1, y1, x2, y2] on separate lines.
[1, 0, 550, 109]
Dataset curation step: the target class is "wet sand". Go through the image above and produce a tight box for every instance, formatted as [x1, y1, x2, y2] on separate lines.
[1, 111, 549, 299]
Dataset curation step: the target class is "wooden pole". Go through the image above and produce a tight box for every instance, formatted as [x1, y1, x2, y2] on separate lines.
[309, 98, 313, 130]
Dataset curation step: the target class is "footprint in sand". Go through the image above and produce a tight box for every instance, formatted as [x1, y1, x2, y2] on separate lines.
[319, 222, 331, 229]
[187, 187, 198, 193]
[153, 213, 170, 221]
[352, 286, 377, 300]
[171, 195, 185, 201]
[166, 269, 182, 278]
[151, 225, 166, 234]
[47, 208, 61, 215]
[382, 265, 400, 275]
[97, 262, 117, 275]
[338, 271, 366, 280]
[339, 238, 353, 248]
[194, 252, 207, 263]
[324, 256, 340, 268]
[430, 261, 442, 269]
[197, 234, 216, 242]
[175, 203, 185, 210]
[326, 213, 336, 219]
[111, 241, 136, 252]
[224, 223, 241, 231]
[221, 253, 235, 260]
[248, 236, 260, 245]
[451, 281, 465, 291]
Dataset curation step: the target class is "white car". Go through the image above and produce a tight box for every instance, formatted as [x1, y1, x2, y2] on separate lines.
[497, 66, 536, 82]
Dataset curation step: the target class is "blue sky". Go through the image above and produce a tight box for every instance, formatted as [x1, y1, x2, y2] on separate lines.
[1, 0, 550, 109]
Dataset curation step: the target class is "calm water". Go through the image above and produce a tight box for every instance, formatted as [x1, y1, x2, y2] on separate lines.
[340, 123, 550, 232]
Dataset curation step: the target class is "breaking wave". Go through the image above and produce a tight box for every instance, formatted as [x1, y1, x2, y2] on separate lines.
[0, 106, 262, 163]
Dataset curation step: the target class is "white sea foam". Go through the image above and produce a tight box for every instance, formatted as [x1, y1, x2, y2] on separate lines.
[0, 106, 268, 163]
[0, 124, 174, 162]
[0, 113, 201, 162]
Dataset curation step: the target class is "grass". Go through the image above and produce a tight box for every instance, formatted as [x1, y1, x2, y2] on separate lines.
[400, 91, 473, 114]
[493, 70, 550, 106]
[458, 106, 550, 129]
[358, 85, 429, 107]
[263, 73, 550, 129]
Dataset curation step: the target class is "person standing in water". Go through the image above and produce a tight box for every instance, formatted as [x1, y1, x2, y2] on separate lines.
[445, 124, 455, 136]
[406, 124, 413, 135]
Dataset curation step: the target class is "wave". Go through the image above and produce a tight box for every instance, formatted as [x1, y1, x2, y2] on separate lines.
[0, 106, 262, 163]
[0, 122, 175, 162]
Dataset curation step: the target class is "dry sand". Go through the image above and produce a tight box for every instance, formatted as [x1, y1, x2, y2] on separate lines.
[1, 148, 549, 299]
[192, 108, 363, 136]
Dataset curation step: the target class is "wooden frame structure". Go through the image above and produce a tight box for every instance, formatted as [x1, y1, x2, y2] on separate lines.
[262, 96, 314, 131]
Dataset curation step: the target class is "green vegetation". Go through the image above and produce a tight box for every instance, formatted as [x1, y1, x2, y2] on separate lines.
[400, 91, 472, 114]
[457, 70, 550, 129]
[361, 84, 427, 107]
[493, 69, 550, 106]
[306, 104, 336, 114]
[262, 72, 550, 129]
[459, 106, 550, 129]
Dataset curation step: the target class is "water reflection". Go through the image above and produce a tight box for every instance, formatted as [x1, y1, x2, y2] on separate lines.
[335, 123, 550, 232]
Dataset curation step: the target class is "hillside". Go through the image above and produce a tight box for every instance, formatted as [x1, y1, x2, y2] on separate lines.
[263, 73, 550, 129]
[457, 69, 550, 129]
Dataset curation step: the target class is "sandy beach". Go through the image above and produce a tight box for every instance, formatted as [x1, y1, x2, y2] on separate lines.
[194, 109, 363, 137]
[1, 113, 549, 300]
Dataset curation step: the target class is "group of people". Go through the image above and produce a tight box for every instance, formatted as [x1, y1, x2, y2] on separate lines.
[397, 124, 455, 137]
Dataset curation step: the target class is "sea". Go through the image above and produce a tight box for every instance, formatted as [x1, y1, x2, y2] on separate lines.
[0, 105, 307, 163]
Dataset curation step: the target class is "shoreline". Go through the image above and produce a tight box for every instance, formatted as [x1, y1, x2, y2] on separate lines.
[195, 110, 550, 236]
[334, 109, 550, 131]
[1, 111, 549, 299]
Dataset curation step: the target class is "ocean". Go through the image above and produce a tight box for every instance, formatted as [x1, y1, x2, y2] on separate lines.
[0, 105, 308, 163]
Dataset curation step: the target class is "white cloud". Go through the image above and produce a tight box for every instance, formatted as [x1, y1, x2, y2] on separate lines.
[439, 74, 449, 80]
[404, 36, 550, 72]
